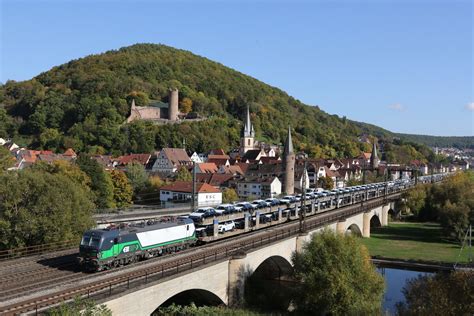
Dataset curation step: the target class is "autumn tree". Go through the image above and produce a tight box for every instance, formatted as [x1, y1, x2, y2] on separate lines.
[125, 162, 148, 193]
[110, 170, 133, 208]
[291, 229, 385, 314]
[0, 169, 95, 250]
[403, 184, 427, 217]
[126, 91, 150, 107]
[223, 188, 238, 203]
[176, 166, 192, 182]
[76, 153, 115, 209]
[396, 271, 474, 315]
[318, 175, 334, 190]
[0, 146, 14, 172]
[179, 97, 193, 114]
[45, 297, 112, 316]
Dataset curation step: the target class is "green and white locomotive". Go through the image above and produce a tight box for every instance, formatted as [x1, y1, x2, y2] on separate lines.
[79, 218, 196, 271]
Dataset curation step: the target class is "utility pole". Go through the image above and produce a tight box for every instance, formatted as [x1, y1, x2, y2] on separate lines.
[299, 160, 307, 233]
[191, 161, 196, 213]
[470, 224, 472, 264]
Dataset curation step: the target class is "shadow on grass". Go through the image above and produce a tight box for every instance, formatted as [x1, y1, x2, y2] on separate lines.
[370, 223, 459, 246]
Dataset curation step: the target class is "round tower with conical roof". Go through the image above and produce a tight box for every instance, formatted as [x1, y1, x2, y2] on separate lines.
[283, 126, 295, 194]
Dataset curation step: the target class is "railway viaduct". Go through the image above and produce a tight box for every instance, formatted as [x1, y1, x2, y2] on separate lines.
[104, 201, 395, 315]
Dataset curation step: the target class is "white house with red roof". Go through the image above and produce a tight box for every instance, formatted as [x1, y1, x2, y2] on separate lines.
[159, 181, 222, 206]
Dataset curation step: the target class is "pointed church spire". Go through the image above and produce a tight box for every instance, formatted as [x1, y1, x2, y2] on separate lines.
[284, 125, 294, 155]
[243, 105, 255, 137]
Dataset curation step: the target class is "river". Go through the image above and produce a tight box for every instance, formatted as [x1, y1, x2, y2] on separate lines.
[378, 267, 432, 315]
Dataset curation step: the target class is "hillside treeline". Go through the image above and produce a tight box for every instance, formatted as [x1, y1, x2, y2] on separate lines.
[396, 133, 474, 149]
[1, 43, 436, 161]
[404, 171, 474, 241]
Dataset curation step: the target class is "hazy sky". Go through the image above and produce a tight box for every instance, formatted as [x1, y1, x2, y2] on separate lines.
[1, 0, 473, 136]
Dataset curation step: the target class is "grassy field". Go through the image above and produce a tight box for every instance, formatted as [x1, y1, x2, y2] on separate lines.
[361, 222, 471, 263]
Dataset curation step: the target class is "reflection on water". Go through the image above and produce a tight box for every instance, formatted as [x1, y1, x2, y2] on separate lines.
[378, 267, 432, 315]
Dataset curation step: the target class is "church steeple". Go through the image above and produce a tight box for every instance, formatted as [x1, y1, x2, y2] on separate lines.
[240, 105, 255, 156]
[370, 140, 380, 169]
[243, 105, 255, 138]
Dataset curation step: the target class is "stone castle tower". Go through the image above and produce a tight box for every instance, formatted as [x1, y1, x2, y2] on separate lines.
[126, 88, 180, 123]
[240, 105, 255, 156]
[168, 88, 179, 121]
[283, 126, 295, 194]
[370, 140, 380, 169]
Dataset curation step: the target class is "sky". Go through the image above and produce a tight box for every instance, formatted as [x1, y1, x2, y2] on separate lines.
[1, 0, 473, 136]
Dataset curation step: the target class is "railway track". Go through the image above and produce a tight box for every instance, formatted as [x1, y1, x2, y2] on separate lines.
[0, 195, 395, 315]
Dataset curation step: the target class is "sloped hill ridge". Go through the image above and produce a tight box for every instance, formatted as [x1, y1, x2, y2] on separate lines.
[0, 43, 451, 160]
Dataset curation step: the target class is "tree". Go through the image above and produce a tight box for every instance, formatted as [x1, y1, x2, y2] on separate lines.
[109, 170, 133, 208]
[346, 178, 362, 187]
[291, 229, 385, 315]
[175, 166, 192, 182]
[76, 153, 115, 209]
[125, 162, 148, 193]
[318, 175, 334, 190]
[179, 97, 193, 114]
[32, 160, 91, 189]
[403, 185, 427, 217]
[45, 297, 112, 316]
[396, 271, 474, 315]
[223, 188, 238, 203]
[0, 146, 14, 172]
[0, 169, 95, 250]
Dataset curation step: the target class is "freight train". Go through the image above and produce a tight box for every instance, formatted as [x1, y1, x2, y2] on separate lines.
[79, 174, 446, 272]
[79, 218, 196, 271]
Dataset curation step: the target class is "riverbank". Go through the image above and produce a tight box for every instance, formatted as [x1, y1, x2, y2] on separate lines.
[361, 222, 471, 264]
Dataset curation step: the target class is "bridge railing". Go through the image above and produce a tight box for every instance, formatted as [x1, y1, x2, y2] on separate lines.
[0, 239, 79, 262]
[0, 196, 392, 315]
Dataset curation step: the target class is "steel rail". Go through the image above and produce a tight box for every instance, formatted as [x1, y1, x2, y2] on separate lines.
[0, 192, 402, 315]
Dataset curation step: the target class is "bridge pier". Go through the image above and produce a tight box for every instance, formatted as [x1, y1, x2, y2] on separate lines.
[228, 252, 247, 307]
[336, 219, 346, 234]
[381, 205, 389, 226]
[296, 232, 309, 253]
[362, 211, 371, 237]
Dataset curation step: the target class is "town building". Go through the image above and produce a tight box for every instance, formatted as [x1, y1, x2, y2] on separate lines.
[159, 181, 222, 206]
[152, 148, 192, 174]
[234, 176, 282, 199]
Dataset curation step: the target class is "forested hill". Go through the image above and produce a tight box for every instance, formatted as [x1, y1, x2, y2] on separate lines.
[0, 43, 446, 162]
[395, 133, 474, 149]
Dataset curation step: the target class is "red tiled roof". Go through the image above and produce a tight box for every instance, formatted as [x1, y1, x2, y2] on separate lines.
[162, 148, 191, 166]
[117, 154, 151, 166]
[209, 149, 226, 156]
[207, 154, 230, 160]
[197, 162, 218, 173]
[63, 148, 77, 157]
[196, 173, 235, 187]
[160, 181, 221, 193]
[207, 158, 229, 167]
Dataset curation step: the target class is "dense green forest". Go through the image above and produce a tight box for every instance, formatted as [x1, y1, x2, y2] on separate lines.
[395, 133, 474, 149]
[0, 43, 459, 161]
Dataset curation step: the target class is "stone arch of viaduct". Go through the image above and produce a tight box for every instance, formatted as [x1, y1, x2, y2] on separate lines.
[105, 203, 392, 315]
